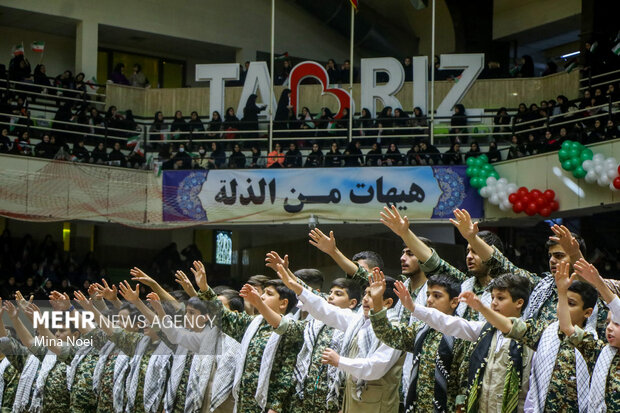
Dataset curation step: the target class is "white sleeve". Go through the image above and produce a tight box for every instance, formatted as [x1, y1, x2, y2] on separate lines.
[608, 296, 620, 324]
[412, 305, 485, 341]
[298, 289, 355, 331]
[160, 315, 203, 353]
[337, 344, 402, 381]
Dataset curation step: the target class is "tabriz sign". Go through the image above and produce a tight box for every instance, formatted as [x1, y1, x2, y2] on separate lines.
[195, 54, 484, 121]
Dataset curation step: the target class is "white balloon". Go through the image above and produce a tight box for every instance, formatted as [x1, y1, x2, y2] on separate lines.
[598, 175, 611, 186]
[607, 168, 618, 180]
[479, 187, 489, 197]
[498, 178, 508, 186]
[593, 153, 605, 163]
[507, 184, 518, 194]
[499, 201, 511, 211]
[486, 177, 497, 187]
[605, 157, 617, 167]
[610, 182, 620, 192]
[585, 171, 598, 184]
[490, 193, 500, 205]
[594, 164, 604, 175]
[582, 160, 594, 171]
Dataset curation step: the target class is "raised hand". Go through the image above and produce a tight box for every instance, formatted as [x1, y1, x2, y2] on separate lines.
[394, 281, 415, 312]
[15, 290, 33, 312]
[118, 280, 140, 302]
[265, 251, 289, 272]
[88, 283, 103, 300]
[99, 279, 119, 301]
[240, 284, 262, 307]
[190, 260, 208, 292]
[3, 300, 18, 319]
[174, 270, 197, 297]
[321, 348, 340, 367]
[549, 225, 581, 259]
[369, 268, 386, 301]
[308, 229, 337, 255]
[450, 209, 479, 241]
[23, 303, 41, 323]
[573, 258, 603, 287]
[146, 293, 165, 318]
[275, 263, 302, 295]
[554, 261, 576, 295]
[458, 291, 483, 312]
[129, 267, 156, 288]
[49, 291, 71, 311]
[380, 205, 410, 238]
[73, 290, 95, 311]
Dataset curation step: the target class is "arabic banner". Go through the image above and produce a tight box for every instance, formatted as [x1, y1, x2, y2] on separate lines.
[162, 166, 483, 223]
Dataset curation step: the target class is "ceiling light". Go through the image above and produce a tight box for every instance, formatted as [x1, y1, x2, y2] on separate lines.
[561, 51, 580, 59]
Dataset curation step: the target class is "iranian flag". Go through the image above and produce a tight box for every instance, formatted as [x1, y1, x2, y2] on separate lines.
[275, 52, 289, 61]
[613, 42, 620, 56]
[350, 0, 358, 10]
[12, 44, 24, 56]
[127, 135, 140, 147]
[31, 41, 45, 53]
[134, 140, 144, 157]
[86, 76, 99, 91]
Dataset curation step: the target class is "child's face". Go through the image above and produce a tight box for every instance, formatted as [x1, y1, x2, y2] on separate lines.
[261, 286, 287, 314]
[465, 244, 487, 275]
[361, 287, 391, 317]
[54, 327, 77, 343]
[548, 244, 571, 275]
[566, 291, 593, 327]
[400, 247, 420, 276]
[490, 288, 523, 318]
[425, 285, 458, 315]
[606, 314, 620, 348]
[217, 294, 231, 310]
[328, 286, 357, 309]
[185, 305, 205, 332]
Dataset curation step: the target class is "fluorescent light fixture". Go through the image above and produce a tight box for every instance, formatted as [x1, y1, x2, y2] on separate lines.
[552, 166, 585, 198]
[561, 51, 580, 59]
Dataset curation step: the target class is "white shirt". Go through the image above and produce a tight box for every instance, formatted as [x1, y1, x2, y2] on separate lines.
[609, 296, 620, 324]
[412, 304, 486, 342]
[298, 288, 402, 381]
[159, 315, 226, 355]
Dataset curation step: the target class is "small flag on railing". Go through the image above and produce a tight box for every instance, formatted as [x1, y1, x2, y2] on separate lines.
[565, 61, 577, 73]
[127, 135, 140, 148]
[350, 0, 359, 10]
[12, 44, 24, 56]
[86, 76, 99, 91]
[275, 52, 289, 61]
[612, 42, 620, 56]
[31, 41, 45, 53]
[134, 140, 144, 157]
[589, 41, 598, 52]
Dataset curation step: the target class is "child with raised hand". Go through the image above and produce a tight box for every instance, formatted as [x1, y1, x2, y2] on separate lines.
[369, 268, 467, 413]
[192, 259, 303, 413]
[398, 271, 534, 413]
[568, 258, 620, 412]
[274, 262, 404, 413]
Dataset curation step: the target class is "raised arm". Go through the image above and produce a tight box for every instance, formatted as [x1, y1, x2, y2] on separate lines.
[21, 303, 63, 355]
[409, 301, 483, 341]
[459, 291, 512, 333]
[130, 267, 182, 312]
[450, 209, 494, 261]
[174, 270, 197, 298]
[74, 290, 114, 337]
[118, 280, 156, 323]
[3, 300, 35, 348]
[549, 225, 584, 266]
[381, 205, 432, 263]
[573, 259, 616, 305]
[239, 284, 282, 329]
[88, 283, 109, 313]
[0, 298, 7, 338]
[556, 261, 577, 336]
[95, 279, 123, 309]
[308, 228, 358, 276]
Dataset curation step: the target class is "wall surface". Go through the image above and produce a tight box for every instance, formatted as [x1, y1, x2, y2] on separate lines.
[493, 0, 581, 39]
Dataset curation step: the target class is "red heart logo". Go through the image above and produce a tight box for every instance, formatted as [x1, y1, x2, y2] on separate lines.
[289, 61, 353, 119]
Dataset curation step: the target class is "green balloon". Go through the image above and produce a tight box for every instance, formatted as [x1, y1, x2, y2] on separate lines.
[482, 163, 493, 173]
[471, 177, 482, 188]
[475, 168, 485, 178]
[558, 149, 570, 161]
[580, 148, 593, 161]
[466, 157, 476, 167]
[568, 148, 580, 159]
[471, 157, 481, 167]
[490, 171, 500, 180]
[478, 154, 489, 164]
[561, 140, 573, 150]
[572, 166, 587, 179]
[561, 159, 574, 171]
[466, 167, 475, 177]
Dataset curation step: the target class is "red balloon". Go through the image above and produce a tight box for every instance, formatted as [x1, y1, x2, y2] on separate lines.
[614, 177, 620, 190]
[517, 187, 529, 197]
[618, 164, 620, 175]
[531, 189, 542, 198]
[508, 193, 519, 204]
[526, 203, 538, 216]
[513, 201, 524, 213]
[550, 200, 559, 211]
[535, 197, 546, 208]
[521, 195, 530, 204]
[539, 207, 551, 217]
[543, 189, 556, 201]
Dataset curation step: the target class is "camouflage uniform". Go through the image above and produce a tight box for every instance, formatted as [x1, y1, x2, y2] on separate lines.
[0, 337, 29, 413]
[198, 287, 304, 413]
[507, 318, 600, 412]
[420, 246, 539, 321]
[369, 308, 467, 412]
[86, 330, 124, 413]
[156, 330, 192, 413]
[28, 344, 69, 413]
[109, 329, 162, 413]
[58, 330, 99, 413]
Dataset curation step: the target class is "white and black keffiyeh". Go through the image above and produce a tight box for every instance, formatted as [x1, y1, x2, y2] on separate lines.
[456, 277, 492, 321]
[0, 357, 12, 407]
[29, 350, 56, 413]
[66, 345, 92, 391]
[524, 321, 591, 413]
[124, 335, 151, 413]
[523, 273, 555, 320]
[209, 334, 239, 412]
[12, 354, 40, 413]
[92, 340, 116, 392]
[112, 352, 130, 413]
[401, 282, 430, 398]
[162, 345, 187, 413]
[143, 340, 173, 412]
[588, 345, 618, 413]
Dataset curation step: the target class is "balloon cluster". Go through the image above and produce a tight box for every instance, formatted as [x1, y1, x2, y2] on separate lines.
[479, 177, 517, 211]
[466, 155, 500, 189]
[508, 187, 559, 217]
[558, 140, 620, 190]
[558, 140, 592, 179]
[583, 154, 620, 190]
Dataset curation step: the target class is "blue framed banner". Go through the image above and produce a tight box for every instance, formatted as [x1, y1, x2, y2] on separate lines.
[162, 166, 483, 223]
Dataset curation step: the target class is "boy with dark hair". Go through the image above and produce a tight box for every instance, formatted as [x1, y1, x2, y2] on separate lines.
[459, 261, 598, 412]
[275, 263, 404, 413]
[193, 261, 303, 413]
[370, 271, 467, 412]
[216, 288, 245, 313]
[350, 251, 385, 271]
[294, 269, 325, 291]
[565, 259, 620, 412]
[399, 272, 535, 412]
[242, 276, 360, 413]
[246, 275, 273, 315]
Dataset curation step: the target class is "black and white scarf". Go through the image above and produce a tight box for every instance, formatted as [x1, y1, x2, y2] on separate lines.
[123, 335, 151, 413]
[29, 350, 57, 413]
[0, 357, 11, 407]
[12, 354, 40, 413]
[588, 345, 618, 413]
[92, 340, 116, 392]
[143, 340, 173, 413]
[209, 334, 239, 411]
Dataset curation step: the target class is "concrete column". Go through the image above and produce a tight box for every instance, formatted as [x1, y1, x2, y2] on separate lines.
[75, 19, 98, 79]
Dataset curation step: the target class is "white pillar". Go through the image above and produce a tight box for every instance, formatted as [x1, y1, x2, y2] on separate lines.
[75, 20, 98, 78]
